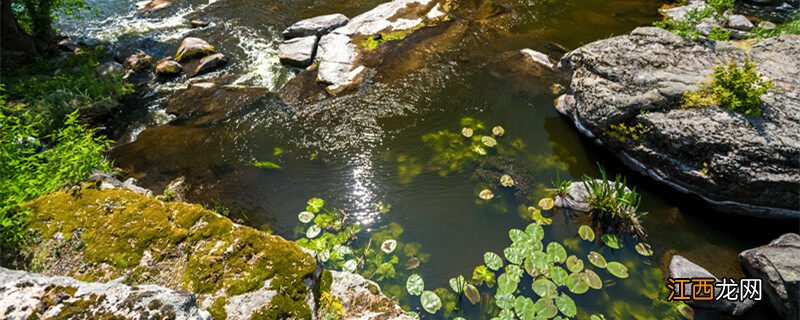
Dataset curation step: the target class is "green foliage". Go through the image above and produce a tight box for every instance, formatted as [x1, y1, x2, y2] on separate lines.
[12, 0, 92, 37]
[3, 47, 132, 134]
[0, 106, 111, 252]
[580, 166, 647, 237]
[751, 15, 800, 38]
[683, 59, 774, 115]
[654, 0, 732, 40]
[604, 122, 650, 142]
[357, 24, 425, 51]
[250, 161, 282, 170]
[707, 27, 731, 40]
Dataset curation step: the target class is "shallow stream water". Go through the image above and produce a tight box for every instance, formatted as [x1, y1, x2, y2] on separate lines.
[58, 0, 796, 318]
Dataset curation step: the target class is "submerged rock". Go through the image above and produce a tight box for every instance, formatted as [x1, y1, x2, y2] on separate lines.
[739, 233, 800, 320]
[176, 37, 216, 62]
[557, 27, 800, 218]
[520, 48, 555, 70]
[282, 13, 349, 39]
[669, 255, 757, 315]
[155, 58, 182, 76]
[192, 53, 228, 76]
[278, 35, 318, 67]
[0, 267, 210, 319]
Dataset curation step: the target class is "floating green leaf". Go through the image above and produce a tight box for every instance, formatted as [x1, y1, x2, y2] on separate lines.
[298, 211, 314, 223]
[565, 272, 589, 294]
[514, 296, 536, 320]
[485, 252, 504, 271]
[407, 274, 424, 296]
[534, 298, 558, 318]
[583, 269, 603, 289]
[528, 206, 552, 225]
[606, 261, 629, 279]
[601, 233, 623, 249]
[461, 127, 474, 138]
[546, 242, 567, 263]
[509, 229, 528, 243]
[420, 290, 441, 314]
[550, 266, 569, 286]
[635, 242, 653, 256]
[555, 294, 577, 317]
[505, 264, 524, 280]
[405, 257, 420, 270]
[479, 189, 495, 200]
[381, 239, 397, 254]
[500, 174, 515, 187]
[465, 284, 480, 304]
[504, 247, 525, 265]
[578, 225, 595, 241]
[495, 292, 515, 310]
[587, 251, 607, 268]
[306, 225, 321, 238]
[497, 273, 519, 295]
[538, 197, 554, 210]
[449, 275, 467, 293]
[498, 308, 515, 320]
[306, 198, 325, 213]
[566, 255, 584, 273]
[530, 251, 552, 270]
[473, 265, 496, 287]
[250, 161, 282, 170]
[525, 223, 544, 241]
[492, 126, 505, 137]
[482, 136, 498, 147]
[591, 315, 607, 320]
[343, 259, 357, 273]
[532, 278, 557, 299]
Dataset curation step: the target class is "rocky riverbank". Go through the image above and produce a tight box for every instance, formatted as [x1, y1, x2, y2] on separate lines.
[0, 178, 408, 319]
[554, 26, 800, 218]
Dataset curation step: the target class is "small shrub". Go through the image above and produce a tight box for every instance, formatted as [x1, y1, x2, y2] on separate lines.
[751, 15, 800, 38]
[654, 0, 733, 40]
[605, 123, 651, 142]
[683, 59, 773, 115]
[581, 166, 646, 237]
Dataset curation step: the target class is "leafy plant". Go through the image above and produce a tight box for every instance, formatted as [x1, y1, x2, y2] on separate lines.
[751, 14, 800, 38]
[683, 58, 774, 115]
[653, 0, 732, 40]
[581, 166, 647, 238]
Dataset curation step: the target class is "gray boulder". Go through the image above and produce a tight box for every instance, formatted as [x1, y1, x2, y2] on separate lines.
[0, 267, 210, 319]
[278, 35, 318, 67]
[727, 15, 755, 31]
[192, 53, 228, 76]
[739, 233, 800, 320]
[282, 13, 349, 39]
[557, 27, 800, 218]
[669, 255, 757, 315]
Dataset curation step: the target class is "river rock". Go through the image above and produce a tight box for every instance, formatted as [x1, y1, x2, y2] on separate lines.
[278, 35, 318, 67]
[155, 58, 182, 76]
[661, 0, 706, 20]
[123, 49, 156, 72]
[726, 15, 755, 31]
[557, 27, 800, 218]
[135, 0, 172, 13]
[0, 267, 210, 319]
[95, 61, 123, 76]
[739, 233, 800, 320]
[327, 271, 414, 319]
[521, 48, 555, 69]
[282, 13, 349, 39]
[176, 37, 216, 62]
[669, 255, 757, 315]
[190, 19, 210, 28]
[192, 53, 228, 76]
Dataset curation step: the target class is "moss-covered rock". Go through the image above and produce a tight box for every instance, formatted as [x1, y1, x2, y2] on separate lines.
[22, 186, 316, 319]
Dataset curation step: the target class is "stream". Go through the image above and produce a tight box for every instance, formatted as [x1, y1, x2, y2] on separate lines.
[58, 0, 795, 318]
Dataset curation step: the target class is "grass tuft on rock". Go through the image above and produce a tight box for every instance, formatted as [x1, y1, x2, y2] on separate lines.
[682, 58, 773, 115]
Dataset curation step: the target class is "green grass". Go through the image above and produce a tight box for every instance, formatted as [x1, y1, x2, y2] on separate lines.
[683, 58, 773, 115]
[581, 168, 642, 222]
[751, 15, 800, 38]
[653, 0, 733, 40]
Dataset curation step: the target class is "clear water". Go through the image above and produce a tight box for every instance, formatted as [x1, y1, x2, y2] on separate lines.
[58, 0, 795, 318]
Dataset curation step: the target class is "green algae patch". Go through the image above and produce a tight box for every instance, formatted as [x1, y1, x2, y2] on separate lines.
[357, 24, 426, 51]
[23, 186, 317, 318]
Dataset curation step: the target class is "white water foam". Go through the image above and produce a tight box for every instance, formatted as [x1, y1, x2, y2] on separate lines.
[229, 25, 286, 90]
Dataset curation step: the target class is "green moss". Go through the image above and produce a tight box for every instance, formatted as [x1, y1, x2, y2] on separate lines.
[317, 292, 345, 320]
[208, 297, 228, 320]
[357, 24, 426, 51]
[604, 123, 650, 142]
[249, 294, 313, 320]
[23, 187, 317, 317]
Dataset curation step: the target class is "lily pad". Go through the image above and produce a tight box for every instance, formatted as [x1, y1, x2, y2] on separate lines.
[479, 189, 495, 200]
[525, 223, 545, 241]
[381, 239, 397, 253]
[514, 296, 536, 320]
[532, 278, 557, 299]
[528, 206, 552, 225]
[465, 284, 480, 304]
[500, 174, 515, 187]
[420, 290, 441, 314]
[565, 272, 589, 294]
[482, 136, 498, 147]
[550, 266, 569, 286]
[546, 242, 567, 263]
[449, 275, 467, 293]
[582, 269, 603, 289]
[566, 255, 584, 273]
[635, 242, 654, 256]
[578, 225, 595, 241]
[606, 261, 629, 279]
[485, 252, 504, 271]
[538, 197, 554, 210]
[601, 233, 623, 249]
[405, 257, 420, 270]
[306, 225, 321, 238]
[509, 229, 528, 243]
[534, 298, 558, 318]
[555, 294, 577, 317]
[492, 126, 505, 137]
[307, 197, 325, 213]
[461, 127, 474, 138]
[343, 259, 357, 273]
[498, 273, 519, 295]
[298, 211, 314, 223]
[504, 247, 525, 265]
[407, 274, 424, 295]
[587, 251, 607, 268]
[530, 251, 552, 270]
[495, 292, 515, 310]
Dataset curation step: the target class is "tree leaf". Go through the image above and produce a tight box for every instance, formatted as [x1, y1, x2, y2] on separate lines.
[420, 290, 441, 314]
[601, 233, 623, 249]
[485, 252, 504, 271]
[407, 274, 424, 296]
[578, 225, 595, 241]
[606, 261, 629, 279]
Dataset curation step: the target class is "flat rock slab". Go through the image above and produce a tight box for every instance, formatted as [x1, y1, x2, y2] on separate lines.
[279, 35, 319, 67]
[669, 255, 757, 315]
[557, 27, 800, 218]
[282, 13, 349, 39]
[739, 233, 800, 320]
[0, 267, 210, 319]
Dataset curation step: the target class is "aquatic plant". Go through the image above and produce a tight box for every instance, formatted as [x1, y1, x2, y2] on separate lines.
[683, 59, 773, 115]
[581, 167, 647, 238]
[249, 160, 282, 170]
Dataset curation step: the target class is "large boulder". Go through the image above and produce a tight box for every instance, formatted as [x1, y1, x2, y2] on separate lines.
[739, 233, 800, 320]
[176, 37, 216, 62]
[282, 13, 349, 39]
[556, 27, 800, 218]
[0, 267, 210, 319]
[669, 255, 757, 315]
[278, 35, 318, 67]
[192, 53, 228, 76]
